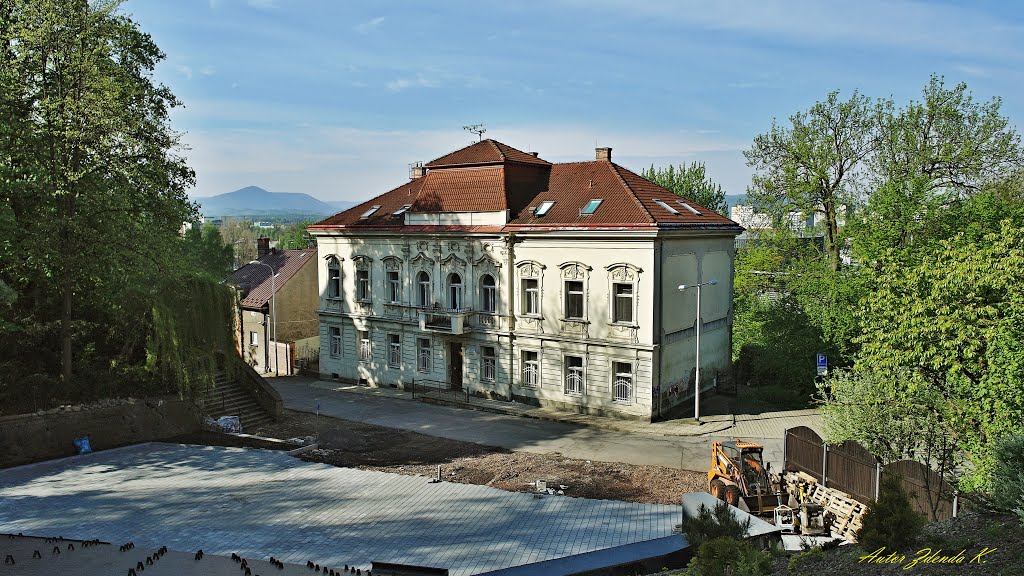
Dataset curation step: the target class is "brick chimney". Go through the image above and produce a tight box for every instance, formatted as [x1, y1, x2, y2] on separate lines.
[595, 147, 612, 161]
[410, 161, 425, 179]
[257, 236, 271, 259]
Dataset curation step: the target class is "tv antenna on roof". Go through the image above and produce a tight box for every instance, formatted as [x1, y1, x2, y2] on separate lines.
[463, 123, 486, 142]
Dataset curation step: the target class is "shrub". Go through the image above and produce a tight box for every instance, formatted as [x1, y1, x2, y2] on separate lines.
[680, 501, 751, 548]
[787, 546, 824, 571]
[989, 433, 1024, 525]
[856, 475, 924, 551]
[686, 537, 770, 576]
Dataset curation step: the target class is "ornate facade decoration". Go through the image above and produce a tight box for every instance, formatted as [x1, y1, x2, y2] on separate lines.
[559, 319, 589, 339]
[382, 256, 402, 271]
[516, 260, 544, 277]
[607, 263, 642, 281]
[409, 252, 435, 268]
[352, 255, 372, 270]
[609, 324, 640, 343]
[440, 253, 467, 274]
[559, 261, 591, 279]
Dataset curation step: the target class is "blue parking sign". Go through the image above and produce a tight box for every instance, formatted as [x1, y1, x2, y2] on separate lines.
[816, 353, 827, 367]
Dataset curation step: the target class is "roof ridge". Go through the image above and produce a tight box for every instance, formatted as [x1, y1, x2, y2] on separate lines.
[487, 139, 505, 162]
[608, 162, 656, 224]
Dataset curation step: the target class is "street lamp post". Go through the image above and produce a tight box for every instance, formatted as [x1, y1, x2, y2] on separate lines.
[249, 260, 278, 376]
[678, 280, 718, 422]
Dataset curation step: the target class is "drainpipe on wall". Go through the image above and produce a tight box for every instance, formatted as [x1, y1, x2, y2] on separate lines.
[505, 231, 517, 401]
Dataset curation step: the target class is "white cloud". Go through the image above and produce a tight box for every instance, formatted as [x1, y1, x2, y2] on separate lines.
[174, 64, 193, 80]
[180, 121, 754, 201]
[355, 16, 385, 34]
[199, 66, 217, 77]
[955, 64, 990, 77]
[386, 73, 440, 92]
[558, 0, 1024, 59]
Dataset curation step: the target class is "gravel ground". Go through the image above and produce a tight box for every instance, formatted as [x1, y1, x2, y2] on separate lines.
[183, 409, 706, 505]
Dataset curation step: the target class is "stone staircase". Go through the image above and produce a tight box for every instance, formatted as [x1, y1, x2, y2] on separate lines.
[206, 370, 276, 432]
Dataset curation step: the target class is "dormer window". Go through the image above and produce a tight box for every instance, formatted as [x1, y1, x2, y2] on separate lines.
[393, 204, 412, 216]
[676, 200, 702, 215]
[535, 201, 555, 217]
[654, 199, 680, 215]
[581, 199, 603, 215]
[360, 205, 382, 220]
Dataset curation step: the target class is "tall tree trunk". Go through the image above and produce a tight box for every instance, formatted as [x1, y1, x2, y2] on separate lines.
[62, 272, 72, 383]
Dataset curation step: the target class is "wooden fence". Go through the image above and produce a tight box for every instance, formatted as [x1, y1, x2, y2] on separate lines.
[784, 426, 956, 520]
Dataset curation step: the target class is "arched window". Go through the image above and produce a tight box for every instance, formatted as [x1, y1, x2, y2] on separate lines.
[448, 273, 463, 310]
[480, 274, 496, 313]
[417, 271, 431, 307]
[327, 256, 341, 298]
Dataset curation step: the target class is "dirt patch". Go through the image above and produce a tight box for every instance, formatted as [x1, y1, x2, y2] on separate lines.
[189, 410, 706, 505]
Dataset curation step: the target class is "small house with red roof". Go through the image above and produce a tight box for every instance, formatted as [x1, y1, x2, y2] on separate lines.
[309, 140, 742, 420]
[225, 239, 319, 374]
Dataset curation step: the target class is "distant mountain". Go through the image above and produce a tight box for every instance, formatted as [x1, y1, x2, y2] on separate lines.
[725, 194, 747, 207]
[194, 186, 357, 217]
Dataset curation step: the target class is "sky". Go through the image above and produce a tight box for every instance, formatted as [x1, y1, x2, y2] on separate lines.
[121, 0, 1024, 203]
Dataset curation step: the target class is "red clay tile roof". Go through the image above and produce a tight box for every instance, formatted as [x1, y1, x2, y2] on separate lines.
[426, 139, 550, 168]
[311, 139, 741, 233]
[412, 166, 507, 212]
[225, 248, 316, 310]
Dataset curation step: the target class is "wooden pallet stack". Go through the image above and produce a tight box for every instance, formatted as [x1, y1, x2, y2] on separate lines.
[786, 472, 869, 542]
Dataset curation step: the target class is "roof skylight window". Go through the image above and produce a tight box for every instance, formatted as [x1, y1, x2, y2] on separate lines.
[654, 199, 680, 215]
[580, 199, 603, 215]
[676, 200, 702, 215]
[393, 204, 412, 216]
[359, 205, 382, 220]
[535, 201, 555, 216]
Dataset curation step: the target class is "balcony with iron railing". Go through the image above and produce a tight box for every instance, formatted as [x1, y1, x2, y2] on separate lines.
[419, 304, 473, 335]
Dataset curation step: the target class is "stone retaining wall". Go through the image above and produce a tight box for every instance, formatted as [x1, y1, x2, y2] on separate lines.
[0, 396, 200, 468]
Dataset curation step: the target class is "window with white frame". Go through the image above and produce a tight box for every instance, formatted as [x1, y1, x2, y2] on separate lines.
[480, 274, 496, 313]
[448, 273, 463, 309]
[613, 361, 633, 402]
[356, 269, 370, 302]
[329, 327, 342, 357]
[481, 346, 496, 382]
[564, 280, 584, 319]
[564, 355, 584, 395]
[522, 278, 539, 315]
[327, 256, 341, 298]
[416, 338, 431, 372]
[416, 271, 431, 307]
[387, 334, 401, 368]
[387, 270, 400, 303]
[358, 330, 371, 361]
[249, 331, 259, 346]
[522, 350, 539, 386]
[613, 283, 634, 324]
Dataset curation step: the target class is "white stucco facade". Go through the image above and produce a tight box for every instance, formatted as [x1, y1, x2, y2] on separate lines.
[311, 228, 736, 420]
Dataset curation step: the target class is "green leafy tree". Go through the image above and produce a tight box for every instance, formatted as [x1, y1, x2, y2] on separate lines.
[857, 475, 925, 551]
[0, 0, 235, 403]
[182, 225, 234, 279]
[641, 161, 729, 215]
[744, 89, 876, 272]
[852, 75, 1023, 267]
[856, 220, 1024, 490]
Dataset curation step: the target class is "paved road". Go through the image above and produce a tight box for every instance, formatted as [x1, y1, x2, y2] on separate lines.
[270, 379, 785, 472]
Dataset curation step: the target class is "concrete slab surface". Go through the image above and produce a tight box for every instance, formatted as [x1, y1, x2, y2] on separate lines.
[0, 444, 685, 576]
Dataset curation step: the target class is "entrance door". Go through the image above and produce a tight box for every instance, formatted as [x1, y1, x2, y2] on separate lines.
[448, 342, 463, 390]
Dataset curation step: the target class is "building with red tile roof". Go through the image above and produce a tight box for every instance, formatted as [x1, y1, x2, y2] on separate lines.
[225, 240, 318, 374]
[309, 140, 742, 420]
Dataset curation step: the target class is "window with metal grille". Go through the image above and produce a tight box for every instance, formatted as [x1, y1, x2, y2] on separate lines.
[327, 257, 341, 298]
[417, 271, 431, 307]
[329, 327, 341, 357]
[522, 278, 539, 315]
[564, 280, 584, 319]
[613, 283, 634, 323]
[358, 331, 371, 362]
[522, 351, 539, 386]
[481, 346, 496, 382]
[356, 269, 370, 302]
[387, 271, 400, 303]
[448, 273, 463, 309]
[564, 356, 584, 395]
[416, 338, 431, 372]
[480, 274, 496, 313]
[613, 362, 632, 402]
[388, 334, 401, 368]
